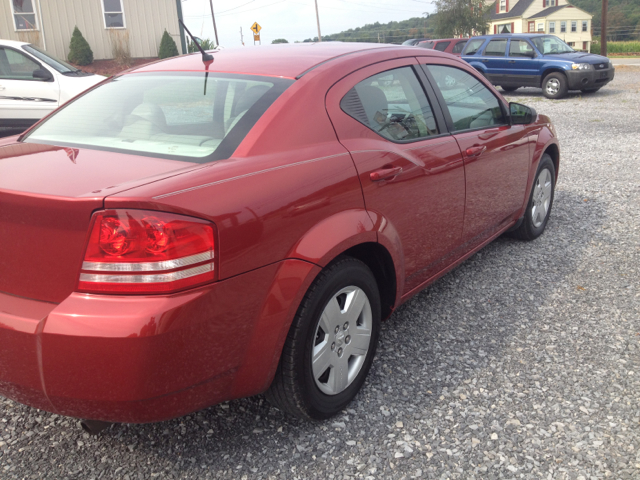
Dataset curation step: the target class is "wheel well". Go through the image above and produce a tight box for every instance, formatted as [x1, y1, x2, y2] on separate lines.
[540, 68, 566, 86]
[543, 143, 560, 180]
[342, 242, 397, 320]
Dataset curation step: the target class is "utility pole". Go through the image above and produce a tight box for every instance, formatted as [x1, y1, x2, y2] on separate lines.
[601, 0, 608, 56]
[315, 0, 322, 42]
[209, 0, 220, 46]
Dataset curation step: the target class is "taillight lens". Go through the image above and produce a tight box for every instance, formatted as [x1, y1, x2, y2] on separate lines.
[78, 210, 215, 294]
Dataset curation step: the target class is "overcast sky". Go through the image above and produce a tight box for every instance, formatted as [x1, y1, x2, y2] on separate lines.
[180, 0, 435, 47]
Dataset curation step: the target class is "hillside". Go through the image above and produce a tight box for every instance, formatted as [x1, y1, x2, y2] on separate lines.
[571, 0, 640, 40]
[303, 16, 436, 44]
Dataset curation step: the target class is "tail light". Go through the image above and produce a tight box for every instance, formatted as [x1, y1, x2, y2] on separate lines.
[78, 210, 215, 294]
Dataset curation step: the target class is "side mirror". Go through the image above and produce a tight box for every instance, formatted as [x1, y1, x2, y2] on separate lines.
[510, 102, 536, 125]
[32, 68, 53, 81]
[526, 50, 536, 58]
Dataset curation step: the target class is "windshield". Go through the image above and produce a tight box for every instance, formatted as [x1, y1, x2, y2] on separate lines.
[531, 36, 574, 54]
[22, 44, 79, 73]
[25, 72, 293, 163]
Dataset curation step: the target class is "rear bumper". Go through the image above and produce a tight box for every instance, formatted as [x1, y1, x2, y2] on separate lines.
[566, 66, 615, 90]
[0, 259, 318, 423]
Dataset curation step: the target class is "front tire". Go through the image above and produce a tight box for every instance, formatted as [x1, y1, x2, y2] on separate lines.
[266, 257, 381, 420]
[508, 154, 556, 241]
[542, 72, 568, 99]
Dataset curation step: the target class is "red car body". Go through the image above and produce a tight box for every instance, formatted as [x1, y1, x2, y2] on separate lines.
[417, 38, 469, 56]
[0, 43, 559, 423]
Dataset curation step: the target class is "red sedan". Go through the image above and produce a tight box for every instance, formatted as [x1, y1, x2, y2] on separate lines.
[417, 38, 469, 56]
[0, 43, 559, 426]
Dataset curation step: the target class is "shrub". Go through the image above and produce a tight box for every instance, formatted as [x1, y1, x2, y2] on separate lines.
[272, 38, 289, 44]
[68, 26, 93, 66]
[187, 38, 216, 53]
[158, 30, 179, 59]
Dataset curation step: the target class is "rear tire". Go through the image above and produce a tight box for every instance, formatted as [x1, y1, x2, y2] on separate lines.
[266, 257, 381, 420]
[542, 72, 568, 99]
[508, 154, 556, 241]
[501, 86, 519, 92]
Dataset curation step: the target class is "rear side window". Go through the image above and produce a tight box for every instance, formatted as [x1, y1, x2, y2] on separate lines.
[434, 41, 451, 52]
[509, 40, 535, 57]
[341, 66, 439, 142]
[452, 41, 467, 54]
[25, 72, 293, 163]
[418, 41, 434, 49]
[463, 38, 484, 55]
[484, 39, 507, 56]
[426, 65, 505, 132]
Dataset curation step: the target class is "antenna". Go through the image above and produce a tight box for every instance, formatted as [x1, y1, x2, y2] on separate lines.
[179, 19, 213, 64]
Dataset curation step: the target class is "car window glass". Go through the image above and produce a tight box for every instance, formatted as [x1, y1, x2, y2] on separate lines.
[434, 41, 450, 52]
[418, 41, 434, 49]
[426, 65, 506, 132]
[532, 35, 573, 54]
[484, 39, 507, 56]
[509, 40, 535, 57]
[26, 72, 293, 163]
[341, 66, 439, 142]
[463, 39, 484, 55]
[0, 47, 39, 80]
[452, 41, 467, 54]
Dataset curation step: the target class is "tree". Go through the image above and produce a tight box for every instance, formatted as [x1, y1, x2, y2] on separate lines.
[68, 26, 93, 66]
[432, 0, 490, 38]
[272, 38, 289, 44]
[158, 30, 179, 59]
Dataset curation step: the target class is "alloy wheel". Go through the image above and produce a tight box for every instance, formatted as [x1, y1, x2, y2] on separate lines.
[531, 168, 553, 228]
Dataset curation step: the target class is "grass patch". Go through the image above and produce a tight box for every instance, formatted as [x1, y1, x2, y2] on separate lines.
[591, 41, 640, 55]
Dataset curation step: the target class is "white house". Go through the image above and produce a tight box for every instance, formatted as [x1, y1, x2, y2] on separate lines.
[489, 0, 593, 51]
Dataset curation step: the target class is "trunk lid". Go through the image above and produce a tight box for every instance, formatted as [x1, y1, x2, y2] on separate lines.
[0, 141, 198, 303]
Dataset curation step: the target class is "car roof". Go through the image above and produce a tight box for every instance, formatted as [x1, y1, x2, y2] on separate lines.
[0, 39, 29, 48]
[132, 42, 418, 79]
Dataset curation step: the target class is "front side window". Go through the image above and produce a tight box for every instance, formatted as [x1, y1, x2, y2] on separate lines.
[434, 41, 451, 52]
[11, 0, 38, 30]
[426, 65, 505, 132]
[0, 47, 40, 80]
[561, 21, 566, 33]
[102, 0, 125, 28]
[341, 67, 439, 142]
[549, 22, 555, 33]
[571, 21, 577, 32]
[22, 44, 79, 74]
[25, 72, 293, 162]
[509, 40, 535, 57]
[484, 39, 507, 56]
[582, 20, 588, 32]
[463, 38, 485, 55]
[452, 41, 467, 54]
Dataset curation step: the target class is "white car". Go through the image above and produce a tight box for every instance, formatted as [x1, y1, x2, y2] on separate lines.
[0, 40, 105, 130]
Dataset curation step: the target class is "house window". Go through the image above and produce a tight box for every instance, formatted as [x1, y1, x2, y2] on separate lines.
[11, 0, 38, 30]
[102, 0, 125, 28]
[571, 21, 577, 32]
[549, 22, 555, 33]
[568, 42, 575, 47]
[529, 21, 535, 32]
[500, 0, 506, 11]
[538, 23, 544, 32]
[582, 21, 588, 32]
[498, 23, 512, 33]
[561, 21, 566, 33]
[551, 0, 555, 5]
[544, 0, 549, 6]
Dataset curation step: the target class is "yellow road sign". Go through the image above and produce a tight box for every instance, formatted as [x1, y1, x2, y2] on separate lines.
[253, 34, 261, 41]
[251, 22, 261, 34]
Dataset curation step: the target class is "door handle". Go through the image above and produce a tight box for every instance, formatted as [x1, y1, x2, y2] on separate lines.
[508, 60, 516, 63]
[370, 166, 402, 181]
[465, 146, 486, 157]
[481, 59, 488, 63]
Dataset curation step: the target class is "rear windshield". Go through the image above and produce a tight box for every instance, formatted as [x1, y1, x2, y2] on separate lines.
[25, 72, 293, 163]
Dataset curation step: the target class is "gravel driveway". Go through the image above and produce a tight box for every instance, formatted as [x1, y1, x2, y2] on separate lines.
[1, 70, 638, 480]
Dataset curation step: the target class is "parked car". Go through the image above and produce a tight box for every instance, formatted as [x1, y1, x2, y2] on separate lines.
[461, 34, 614, 99]
[0, 40, 104, 130]
[416, 38, 469, 56]
[0, 42, 559, 427]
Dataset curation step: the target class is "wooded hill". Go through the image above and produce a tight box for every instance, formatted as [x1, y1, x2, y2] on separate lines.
[303, 16, 436, 44]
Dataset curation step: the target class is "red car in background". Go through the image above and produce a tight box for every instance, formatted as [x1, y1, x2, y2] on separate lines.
[417, 38, 469, 56]
[0, 43, 559, 428]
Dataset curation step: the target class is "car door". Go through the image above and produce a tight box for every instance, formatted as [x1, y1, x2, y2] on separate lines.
[480, 38, 510, 85]
[0, 46, 59, 125]
[326, 59, 466, 293]
[506, 39, 540, 87]
[419, 61, 530, 245]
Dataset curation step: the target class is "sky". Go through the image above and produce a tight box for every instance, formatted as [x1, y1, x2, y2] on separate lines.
[180, 0, 435, 47]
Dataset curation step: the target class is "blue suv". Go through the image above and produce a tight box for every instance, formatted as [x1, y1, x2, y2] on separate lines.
[461, 34, 614, 99]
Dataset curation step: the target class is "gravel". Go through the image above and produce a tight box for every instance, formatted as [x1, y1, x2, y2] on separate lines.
[1, 70, 639, 480]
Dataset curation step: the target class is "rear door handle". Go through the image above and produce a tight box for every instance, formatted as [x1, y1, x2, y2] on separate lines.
[465, 146, 486, 157]
[508, 60, 516, 63]
[370, 166, 402, 181]
[481, 59, 488, 63]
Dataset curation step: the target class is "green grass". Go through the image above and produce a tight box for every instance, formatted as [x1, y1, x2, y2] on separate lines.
[590, 41, 640, 55]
